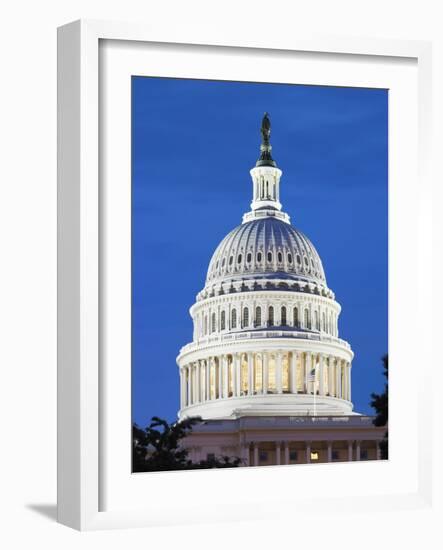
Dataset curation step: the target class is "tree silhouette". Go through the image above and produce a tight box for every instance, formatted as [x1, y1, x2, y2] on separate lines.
[133, 416, 241, 472]
[370, 354, 388, 459]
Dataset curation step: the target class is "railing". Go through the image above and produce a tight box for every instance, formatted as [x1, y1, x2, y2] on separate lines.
[192, 415, 376, 432]
[180, 330, 351, 354]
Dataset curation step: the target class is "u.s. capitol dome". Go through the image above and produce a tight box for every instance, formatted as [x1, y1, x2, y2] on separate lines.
[177, 113, 354, 420]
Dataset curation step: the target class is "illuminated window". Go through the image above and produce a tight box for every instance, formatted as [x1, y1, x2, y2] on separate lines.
[282, 353, 289, 392]
[254, 354, 263, 393]
[220, 310, 226, 331]
[268, 355, 276, 393]
[310, 451, 319, 461]
[241, 355, 248, 395]
[231, 309, 237, 329]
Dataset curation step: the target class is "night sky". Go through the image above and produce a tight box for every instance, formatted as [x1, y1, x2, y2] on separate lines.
[132, 76, 388, 427]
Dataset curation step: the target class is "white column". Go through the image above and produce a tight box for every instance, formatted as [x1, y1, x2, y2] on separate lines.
[304, 353, 311, 393]
[187, 365, 192, 405]
[336, 359, 341, 398]
[222, 355, 228, 398]
[217, 356, 222, 399]
[306, 441, 311, 463]
[247, 353, 254, 395]
[180, 368, 186, 408]
[205, 359, 210, 401]
[329, 356, 335, 397]
[276, 351, 283, 394]
[327, 441, 332, 463]
[235, 354, 241, 397]
[290, 351, 297, 394]
[275, 442, 281, 465]
[319, 354, 325, 396]
[196, 361, 201, 403]
[348, 440, 353, 461]
[348, 362, 352, 402]
[253, 443, 259, 466]
[356, 440, 361, 461]
[263, 352, 269, 394]
[284, 442, 289, 465]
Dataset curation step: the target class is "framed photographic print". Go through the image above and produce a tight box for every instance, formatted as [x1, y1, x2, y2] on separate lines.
[57, 20, 434, 531]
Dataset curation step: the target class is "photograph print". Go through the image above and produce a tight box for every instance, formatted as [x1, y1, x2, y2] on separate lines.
[132, 77, 388, 472]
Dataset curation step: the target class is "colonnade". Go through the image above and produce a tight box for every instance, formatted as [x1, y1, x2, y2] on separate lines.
[244, 439, 380, 466]
[180, 351, 351, 409]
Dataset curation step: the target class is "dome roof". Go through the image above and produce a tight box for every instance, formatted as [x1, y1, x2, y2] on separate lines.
[205, 217, 327, 287]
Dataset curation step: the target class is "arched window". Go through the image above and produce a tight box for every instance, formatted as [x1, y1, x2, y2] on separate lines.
[231, 309, 237, 329]
[243, 307, 249, 327]
[246, 252, 252, 263]
[268, 306, 274, 326]
[237, 254, 242, 264]
[304, 309, 311, 329]
[267, 251, 273, 263]
[278, 251, 283, 263]
[255, 306, 261, 327]
[288, 253, 293, 264]
[229, 256, 233, 266]
[211, 313, 216, 333]
[293, 307, 299, 327]
[304, 256, 309, 266]
[296, 254, 301, 265]
[314, 310, 319, 330]
[222, 258, 226, 267]
[281, 306, 287, 326]
[257, 252, 262, 263]
[220, 310, 226, 331]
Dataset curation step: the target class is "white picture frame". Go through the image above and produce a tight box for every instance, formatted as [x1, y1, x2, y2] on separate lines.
[57, 19, 434, 531]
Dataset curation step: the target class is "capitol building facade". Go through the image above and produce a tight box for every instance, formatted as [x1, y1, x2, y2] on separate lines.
[176, 114, 384, 466]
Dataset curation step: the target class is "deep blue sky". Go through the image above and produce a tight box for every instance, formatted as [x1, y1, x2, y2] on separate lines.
[132, 77, 388, 427]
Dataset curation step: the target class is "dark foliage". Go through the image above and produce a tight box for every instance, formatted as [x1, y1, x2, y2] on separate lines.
[370, 354, 388, 459]
[133, 416, 241, 472]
